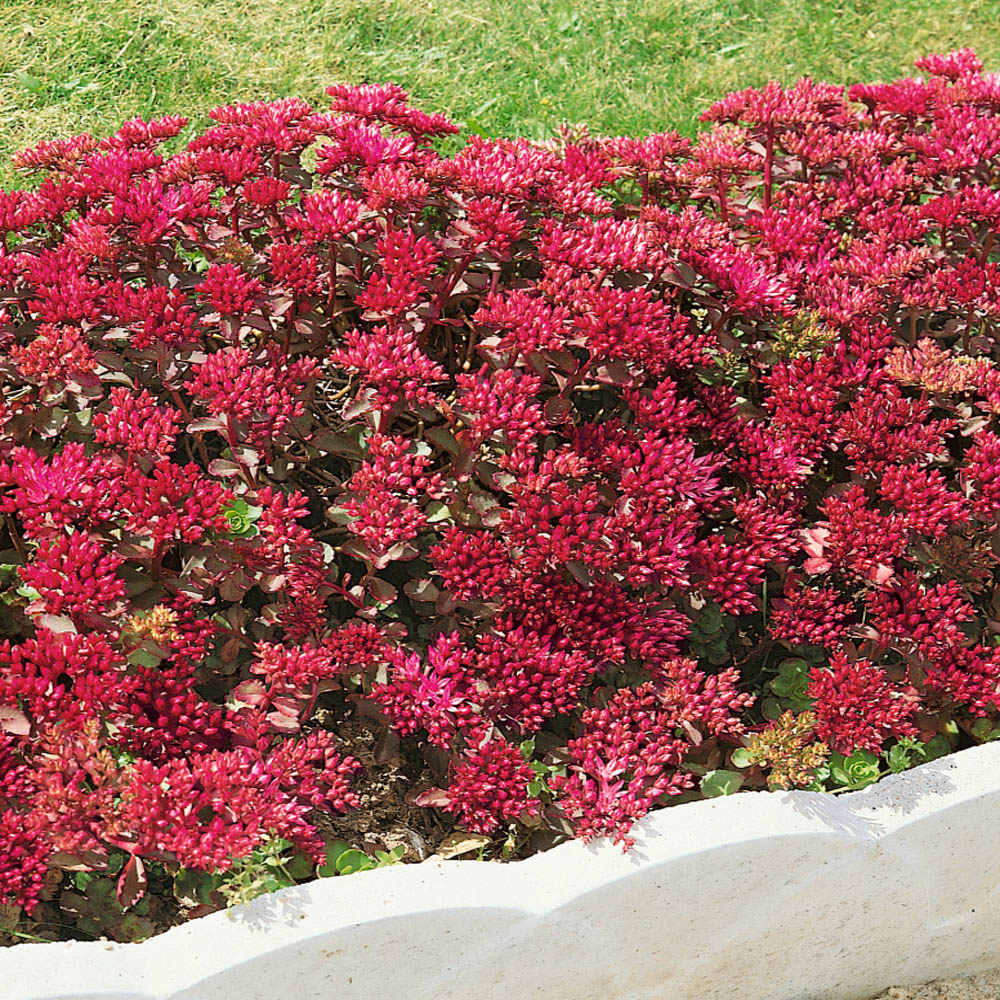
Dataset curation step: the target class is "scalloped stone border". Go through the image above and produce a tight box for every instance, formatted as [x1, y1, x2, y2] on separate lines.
[5, 741, 1000, 1000]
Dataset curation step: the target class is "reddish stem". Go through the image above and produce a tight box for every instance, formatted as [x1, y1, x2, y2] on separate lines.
[225, 416, 257, 488]
[151, 542, 164, 582]
[980, 231, 994, 266]
[763, 129, 774, 211]
[300, 682, 321, 725]
[4, 514, 26, 564]
[717, 177, 730, 225]
[326, 248, 338, 341]
[435, 250, 478, 314]
[168, 390, 211, 466]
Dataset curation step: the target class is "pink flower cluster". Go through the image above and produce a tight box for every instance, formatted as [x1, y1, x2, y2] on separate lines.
[2, 53, 1000, 918]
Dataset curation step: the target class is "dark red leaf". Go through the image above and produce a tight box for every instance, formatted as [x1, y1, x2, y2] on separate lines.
[117, 855, 147, 909]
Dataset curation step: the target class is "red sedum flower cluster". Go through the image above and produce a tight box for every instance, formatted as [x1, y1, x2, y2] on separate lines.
[2, 52, 1000, 923]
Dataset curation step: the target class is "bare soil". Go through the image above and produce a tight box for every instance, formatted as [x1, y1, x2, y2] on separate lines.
[872, 969, 1000, 1000]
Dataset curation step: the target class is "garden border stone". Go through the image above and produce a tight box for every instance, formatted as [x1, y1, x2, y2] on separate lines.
[5, 740, 1000, 1000]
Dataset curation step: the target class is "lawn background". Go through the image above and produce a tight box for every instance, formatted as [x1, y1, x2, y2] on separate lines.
[0, 0, 998, 185]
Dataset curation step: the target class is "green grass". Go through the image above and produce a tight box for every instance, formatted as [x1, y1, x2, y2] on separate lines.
[0, 0, 998, 185]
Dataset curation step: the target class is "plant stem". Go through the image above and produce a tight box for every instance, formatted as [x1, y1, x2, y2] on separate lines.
[4, 514, 26, 564]
[762, 129, 774, 211]
[300, 682, 321, 725]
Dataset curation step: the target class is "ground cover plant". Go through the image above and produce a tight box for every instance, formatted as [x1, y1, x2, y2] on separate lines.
[2, 49, 1000, 944]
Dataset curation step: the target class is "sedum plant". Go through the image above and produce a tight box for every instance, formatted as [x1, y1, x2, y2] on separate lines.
[0, 49, 1000, 938]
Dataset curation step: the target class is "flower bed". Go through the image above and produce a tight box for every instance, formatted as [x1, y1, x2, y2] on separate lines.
[1, 48, 1000, 945]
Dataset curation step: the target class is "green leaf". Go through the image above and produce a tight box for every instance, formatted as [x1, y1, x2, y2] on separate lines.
[316, 840, 352, 877]
[761, 697, 782, 721]
[311, 430, 362, 458]
[424, 426, 460, 455]
[970, 718, 1000, 744]
[127, 646, 163, 669]
[373, 846, 405, 866]
[173, 868, 220, 906]
[705, 639, 732, 665]
[886, 743, 913, 773]
[335, 850, 375, 875]
[700, 769, 744, 797]
[730, 747, 754, 768]
[919, 735, 952, 761]
[828, 754, 850, 786]
[72, 871, 96, 891]
[696, 605, 723, 634]
[424, 501, 451, 523]
[325, 505, 354, 526]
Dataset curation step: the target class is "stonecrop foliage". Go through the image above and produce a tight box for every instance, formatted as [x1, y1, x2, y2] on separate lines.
[2, 48, 1000, 931]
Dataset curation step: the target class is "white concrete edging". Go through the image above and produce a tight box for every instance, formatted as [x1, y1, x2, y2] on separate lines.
[4, 741, 1000, 1000]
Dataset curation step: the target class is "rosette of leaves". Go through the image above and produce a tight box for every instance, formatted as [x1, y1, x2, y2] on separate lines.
[764, 657, 815, 718]
[219, 497, 263, 538]
[827, 749, 882, 790]
[687, 601, 737, 667]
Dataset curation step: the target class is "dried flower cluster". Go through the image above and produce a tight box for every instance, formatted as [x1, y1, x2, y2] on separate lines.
[2, 53, 1000, 928]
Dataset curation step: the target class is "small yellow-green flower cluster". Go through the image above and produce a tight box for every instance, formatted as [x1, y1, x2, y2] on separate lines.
[772, 310, 837, 359]
[742, 711, 829, 790]
[124, 605, 180, 645]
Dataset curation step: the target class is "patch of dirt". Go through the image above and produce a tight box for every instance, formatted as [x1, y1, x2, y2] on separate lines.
[871, 969, 1000, 1000]
[314, 715, 450, 862]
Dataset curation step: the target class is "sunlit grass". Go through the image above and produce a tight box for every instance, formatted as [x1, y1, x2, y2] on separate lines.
[0, 0, 998, 185]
